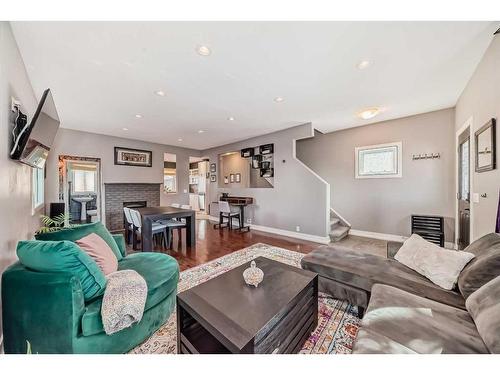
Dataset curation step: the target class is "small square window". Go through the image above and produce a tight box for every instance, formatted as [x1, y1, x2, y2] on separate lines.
[355, 142, 402, 179]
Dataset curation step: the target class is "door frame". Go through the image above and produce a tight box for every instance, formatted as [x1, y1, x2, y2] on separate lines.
[455, 117, 474, 246]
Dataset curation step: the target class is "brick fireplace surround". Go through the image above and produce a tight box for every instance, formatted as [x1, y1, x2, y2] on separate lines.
[104, 183, 161, 231]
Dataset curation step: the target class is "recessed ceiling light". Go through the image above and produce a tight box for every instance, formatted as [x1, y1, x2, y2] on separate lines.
[198, 130, 205, 134]
[155, 90, 166, 97]
[357, 60, 371, 70]
[178, 138, 183, 142]
[227, 117, 235, 121]
[135, 114, 143, 119]
[274, 97, 284, 103]
[196, 45, 211, 56]
[357, 107, 382, 120]
[122, 127, 129, 131]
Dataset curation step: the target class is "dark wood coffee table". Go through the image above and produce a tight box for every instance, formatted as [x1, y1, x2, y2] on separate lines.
[176, 257, 318, 354]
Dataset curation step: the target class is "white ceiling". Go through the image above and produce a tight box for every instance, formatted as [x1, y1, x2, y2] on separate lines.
[11, 21, 498, 150]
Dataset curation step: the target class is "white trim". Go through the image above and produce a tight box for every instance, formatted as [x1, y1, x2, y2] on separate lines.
[455, 117, 474, 245]
[355, 141, 403, 179]
[292, 124, 331, 237]
[349, 229, 407, 243]
[330, 207, 351, 228]
[350, 229, 457, 250]
[206, 215, 330, 244]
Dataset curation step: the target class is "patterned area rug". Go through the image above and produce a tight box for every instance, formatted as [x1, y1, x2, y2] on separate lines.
[130, 243, 360, 354]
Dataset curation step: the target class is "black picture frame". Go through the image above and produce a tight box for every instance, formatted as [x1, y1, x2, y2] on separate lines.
[114, 147, 152, 167]
[475, 118, 496, 173]
[210, 163, 216, 173]
[235, 173, 241, 183]
[210, 174, 216, 182]
[230, 174, 235, 183]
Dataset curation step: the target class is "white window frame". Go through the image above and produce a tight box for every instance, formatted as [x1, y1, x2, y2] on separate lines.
[355, 141, 403, 179]
[32, 167, 44, 213]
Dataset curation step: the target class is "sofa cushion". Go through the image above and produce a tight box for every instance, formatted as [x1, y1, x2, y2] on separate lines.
[458, 233, 500, 299]
[35, 221, 123, 261]
[395, 234, 474, 290]
[301, 246, 465, 309]
[81, 252, 179, 336]
[466, 275, 500, 353]
[352, 284, 489, 354]
[16, 240, 106, 300]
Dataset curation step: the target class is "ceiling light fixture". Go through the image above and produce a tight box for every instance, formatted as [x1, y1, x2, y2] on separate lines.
[196, 45, 211, 56]
[357, 60, 371, 70]
[198, 130, 205, 134]
[135, 114, 143, 119]
[227, 117, 235, 121]
[357, 107, 382, 120]
[178, 138, 183, 142]
[274, 96, 284, 103]
[155, 90, 166, 97]
[122, 127, 129, 131]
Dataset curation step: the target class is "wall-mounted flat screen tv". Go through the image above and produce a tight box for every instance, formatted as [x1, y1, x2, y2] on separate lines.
[10, 89, 60, 169]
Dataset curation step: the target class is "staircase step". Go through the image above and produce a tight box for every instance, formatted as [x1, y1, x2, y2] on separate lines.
[329, 225, 349, 242]
[330, 218, 340, 226]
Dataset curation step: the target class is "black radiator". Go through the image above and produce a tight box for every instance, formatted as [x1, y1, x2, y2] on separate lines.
[411, 215, 445, 247]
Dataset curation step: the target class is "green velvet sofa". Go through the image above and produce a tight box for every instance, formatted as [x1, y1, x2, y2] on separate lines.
[1, 231, 179, 354]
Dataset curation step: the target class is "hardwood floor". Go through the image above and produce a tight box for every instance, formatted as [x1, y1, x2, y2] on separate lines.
[128, 218, 321, 272]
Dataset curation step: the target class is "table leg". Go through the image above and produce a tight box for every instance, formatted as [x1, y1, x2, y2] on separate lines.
[185, 212, 196, 248]
[142, 216, 153, 252]
[238, 205, 250, 232]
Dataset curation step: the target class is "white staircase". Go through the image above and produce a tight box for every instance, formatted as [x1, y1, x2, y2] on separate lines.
[329, 209, 350, 242]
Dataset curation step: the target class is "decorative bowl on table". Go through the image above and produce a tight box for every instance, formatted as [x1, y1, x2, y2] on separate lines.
[243, 260, 264, 287]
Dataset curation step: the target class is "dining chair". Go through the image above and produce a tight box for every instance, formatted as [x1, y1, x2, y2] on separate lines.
[129, 209, 168, 250]
[123, 207, 134, 245]
[215, 201, 241, 230]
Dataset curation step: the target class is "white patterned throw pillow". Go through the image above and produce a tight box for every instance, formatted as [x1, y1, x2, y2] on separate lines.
[395, 234, 475, 290]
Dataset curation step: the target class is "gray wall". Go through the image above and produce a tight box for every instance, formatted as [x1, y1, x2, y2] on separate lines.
[46, 128, 201, 221]
[455, 34, 500, 240]
[202, 123, 330, 239]
[0, 22, 43, 346]
[297, 108, 456, 241]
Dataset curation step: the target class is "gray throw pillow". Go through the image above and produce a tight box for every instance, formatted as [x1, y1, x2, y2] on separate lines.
[466, 275, 500, 353]
[458, 233, 500, 299]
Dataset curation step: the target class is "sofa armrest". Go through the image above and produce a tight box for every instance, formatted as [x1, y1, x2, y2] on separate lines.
[112, 234, 127, 258]
[387, 241, 403, 259]
[1, 262, 86, 353]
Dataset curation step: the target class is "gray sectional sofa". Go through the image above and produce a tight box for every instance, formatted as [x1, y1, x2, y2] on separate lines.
[301, 233, 500, 354]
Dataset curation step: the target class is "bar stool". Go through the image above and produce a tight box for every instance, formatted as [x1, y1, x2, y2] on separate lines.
[215, 201, 241, 230]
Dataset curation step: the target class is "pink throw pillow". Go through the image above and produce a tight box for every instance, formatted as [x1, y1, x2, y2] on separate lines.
[76, 233, 118, 275]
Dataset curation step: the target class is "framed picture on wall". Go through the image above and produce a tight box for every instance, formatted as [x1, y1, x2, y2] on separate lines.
[114, 147, 152, 167]
[235, 173, 241, 183]
[475, 118, 496, 172]
[224, 176, 229, 184]
[210, 174, 216, 182]
[230, 174, 235, 183]
[210, 163, 216, 173]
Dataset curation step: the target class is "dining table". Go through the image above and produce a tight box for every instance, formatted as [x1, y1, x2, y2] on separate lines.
[136, 206, 196, 251]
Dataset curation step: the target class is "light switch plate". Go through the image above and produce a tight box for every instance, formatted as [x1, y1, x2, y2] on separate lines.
[472, 193, 480, 203]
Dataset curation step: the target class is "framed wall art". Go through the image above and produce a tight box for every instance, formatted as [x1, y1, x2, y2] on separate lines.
[114, 147, 152, 167]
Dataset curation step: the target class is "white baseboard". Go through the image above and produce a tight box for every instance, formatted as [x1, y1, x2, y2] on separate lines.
[206, 215, 330, 244]
[350, 229, 457, 250]
[349, 229, 407, 243]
